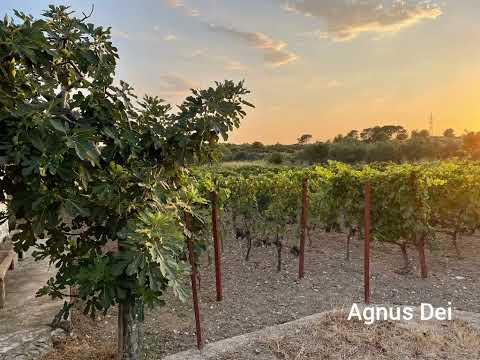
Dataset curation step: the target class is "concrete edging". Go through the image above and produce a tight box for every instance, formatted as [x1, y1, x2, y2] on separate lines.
[162, 306, 480, 360]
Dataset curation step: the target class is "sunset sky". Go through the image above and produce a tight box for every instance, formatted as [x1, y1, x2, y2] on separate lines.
[2, 0, 480, 144]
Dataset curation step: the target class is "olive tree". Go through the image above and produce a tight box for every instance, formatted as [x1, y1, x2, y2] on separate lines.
[0, 6, 253, 359]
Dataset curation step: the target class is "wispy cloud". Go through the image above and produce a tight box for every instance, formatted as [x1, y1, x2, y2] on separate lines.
[158, 75, 197, 96]
[181, 49, 247, 72]
[163, 34, 178, 41]
[326, 80, 343, 88]
[224, 60, 248, 71]
[152, 26, 178, 41]
[208, 24, 298, 66]
[164, 1, 296, 67]
[186, 49, 207, 58]
[165, 0, 200, 17]
[111, 30, 130, 40]
[283, 0, 442, 41]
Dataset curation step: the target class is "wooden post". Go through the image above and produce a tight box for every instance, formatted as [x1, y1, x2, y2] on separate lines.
[364, 182, 371, 304]
[185, 212, 203, 350]
[299, 178, 309, 279]
[211, 191, 223, 301]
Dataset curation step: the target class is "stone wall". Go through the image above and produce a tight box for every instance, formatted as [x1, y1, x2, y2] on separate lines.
[0, 203, 8, 244]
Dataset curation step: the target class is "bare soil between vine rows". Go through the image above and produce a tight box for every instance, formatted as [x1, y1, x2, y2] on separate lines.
[42, 230, 480, 359]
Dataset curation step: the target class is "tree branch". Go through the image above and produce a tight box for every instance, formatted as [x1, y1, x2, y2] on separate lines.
[80, 4, 95, 22]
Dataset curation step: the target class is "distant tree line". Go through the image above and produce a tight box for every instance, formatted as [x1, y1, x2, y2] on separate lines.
[220, 125, 480, 165]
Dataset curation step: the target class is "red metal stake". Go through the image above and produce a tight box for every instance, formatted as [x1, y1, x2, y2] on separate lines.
[211, 191, 223, 301]
[299, 177, 309, 279]
[185, 212, 203, 350]
[364, 182, 371, 304]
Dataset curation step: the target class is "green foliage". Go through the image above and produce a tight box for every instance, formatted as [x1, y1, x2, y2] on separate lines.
[462, 132, 480, 159]
[329, 141, 367, 163]
[443, 128, 455, 138]
[194, 161, 480, 256]
[267, 152, 285, 165]
[425, 162, 480, 237]
[360, 125, 407, 143]
[298, 142, 329, 164]
[0, 6, 253, 315]
[297, 134, 312, 144]
[221, 126, 471, 165]
[365, 141, 400, 162]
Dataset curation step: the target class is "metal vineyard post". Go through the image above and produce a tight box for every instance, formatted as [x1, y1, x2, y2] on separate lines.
[185, 212, 203, 350]
[364, 182, 371, 304]
[299, 177, 309, 279]
[211, 191, 224, 301]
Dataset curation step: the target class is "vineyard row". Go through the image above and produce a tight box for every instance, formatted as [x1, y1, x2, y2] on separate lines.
[183, 161, 480, 348]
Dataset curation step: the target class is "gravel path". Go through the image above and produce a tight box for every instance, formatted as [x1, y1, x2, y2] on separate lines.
[0, 251, 63, 360]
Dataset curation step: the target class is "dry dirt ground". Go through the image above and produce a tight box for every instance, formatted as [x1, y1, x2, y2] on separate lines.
[167, 310, 480, 360]
[42, 230, 480, 359]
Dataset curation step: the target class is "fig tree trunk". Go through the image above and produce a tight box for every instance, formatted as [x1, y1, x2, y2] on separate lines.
[118, 300, 144, 360]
